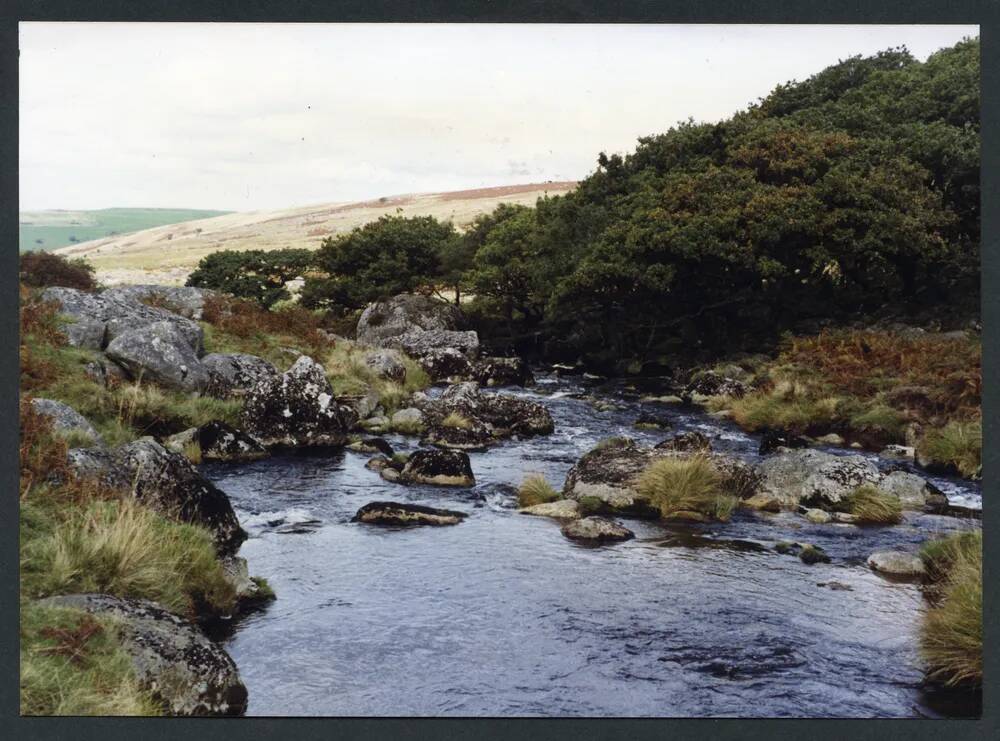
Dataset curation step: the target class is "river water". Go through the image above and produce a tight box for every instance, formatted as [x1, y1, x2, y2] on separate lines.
[201, 373, 980, 718]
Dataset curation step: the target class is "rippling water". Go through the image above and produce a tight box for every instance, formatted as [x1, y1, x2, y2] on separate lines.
[201, 374, 980, 717]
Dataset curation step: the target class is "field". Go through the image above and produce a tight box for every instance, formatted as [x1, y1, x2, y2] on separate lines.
[19, 208, 231, 253]
[51, 182, 577, 285]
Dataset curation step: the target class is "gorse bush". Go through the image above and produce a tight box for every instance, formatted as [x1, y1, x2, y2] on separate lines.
[636, 455, 738, 522]
[843, 484, 903, 524]
[517, 474, 560, 507]
[20, 252, 97, 291]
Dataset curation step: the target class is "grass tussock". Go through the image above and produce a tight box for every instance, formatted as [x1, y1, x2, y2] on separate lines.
[322, 341, 430, 415]
[20, 602, 159, 716]
[843, 484, 903, 524]
[441, 412, 474, 430]
[389, 419, 426, 436]
[517, 474, 560, 507]
[636, 455, 738, 522]
[919, 529, 982, 687]
[21, 498, 237, 619]
[917, 420, 982, 478]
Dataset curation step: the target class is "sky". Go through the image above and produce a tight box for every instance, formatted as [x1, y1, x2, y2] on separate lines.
[19, 23, 978, 212]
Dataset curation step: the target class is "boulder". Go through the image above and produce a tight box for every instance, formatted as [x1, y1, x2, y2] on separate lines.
[202, 353, 280, 399]
[352, 501, 467, 526]
[655, 431, 712, 453]
[338, 389, 381, 421]
[102, 285, 215, 320]
[220, 556, 263, 603]
[410, 346, 473, 381]
[242, 356, 353, 448]
[39, 594, 247, 716]
[66, 446, 131, 490]
[634, 411, 672, 430]
[391, 407, 426, 430]
[815, 433, 846, 446]
[561, 516, 634, 543]
[399, 449, 475, 487]
[197, 420, 268, 462]
[41, 286, 204, 353]
[879, 470, 948, 513]
[803, 508, 832, 524]
[881, 444, 916, 460]
[867, 550, 925, 577]
[519, 499, 582, 520]
[30, 398, 103, 447]
[419, 382, 554, 446]
[363, 349, 407, 383]
[115, 439, 247, 555]
[684, 370, 747, 401]
[105, 321, 209, 392]
[396, 329, 480, 359]
[356, 294, 465, 348]
[759, 430, 811, 455]
[347, 437, 395, 457]
[471, 356, 534, 387]
[84, 356, 130, 388]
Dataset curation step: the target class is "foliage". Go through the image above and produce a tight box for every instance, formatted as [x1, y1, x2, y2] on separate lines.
[20, 252, 98, 291]
[918, 420, 982, 478]
[186, 249, 313, 307]
[322, 340, 430, 413]
[517, 474, 560, 507]
[636, 455, 736, 522]
[842, 484, 903, 524]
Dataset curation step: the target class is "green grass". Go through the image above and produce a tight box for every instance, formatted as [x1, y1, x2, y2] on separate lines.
[19, 208, 230, 252]
[21, 498, 237, 619]
[20, 601, 160, 716]
[322, 341, 430, 412]
[920, 530, 982, 686]
[517, 474, 560, 507]
[842, 484, 903, 524]
[918, 420, 982, 478]
[389, 419, 426, 436]
[635, 455, 738, 522]
[577, 495, 607, 516]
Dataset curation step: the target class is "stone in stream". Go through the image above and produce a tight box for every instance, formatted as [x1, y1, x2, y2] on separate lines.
[561, 516, 634, 543]
[472, 356, 534, 387]
[758, 430, 811, 455]
[352, 501, 468, 527]
[634, 411, 672, 430]
[165, 421, 269, 463]
[654, 431, 712, 452]
[399, 449, 475, 487]
[519, 499, 582, 520]
[867, 551, 925, 578]
[38, 593, 247, 716]
[348, 437, 395, 457]
[683, 370, 747, 402]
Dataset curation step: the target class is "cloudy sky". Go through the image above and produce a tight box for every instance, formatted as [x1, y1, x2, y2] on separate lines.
[20, 23, 978, 212]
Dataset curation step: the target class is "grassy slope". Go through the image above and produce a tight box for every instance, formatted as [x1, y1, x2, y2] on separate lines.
[19, 208, 231, 252]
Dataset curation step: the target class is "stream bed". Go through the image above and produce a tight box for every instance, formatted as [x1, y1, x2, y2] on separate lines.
[202, 373, 981, 718]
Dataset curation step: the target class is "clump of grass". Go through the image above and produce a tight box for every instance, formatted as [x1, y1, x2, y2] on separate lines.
[635, 455, 737, 522]
[441, 412, 474, 430]
[577, 496, 606, 516]
[201, 294, 329, 361]
[920, 529, 982, 687]
[181, 440, 203, 465]
[389, 419, 425, 436]
[250, 576, 276, 601]
[842, 484, 903, 524]
[593, 436, 631, 451]
[918, 420, 982, 478]
[21, 498, 237, 619]
[517, 474, 560, 507]
[390, 452, 410, 467]
[20, 602, 160, 716]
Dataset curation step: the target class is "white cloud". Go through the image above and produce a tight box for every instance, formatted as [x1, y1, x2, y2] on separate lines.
[19, 22, 978, 211]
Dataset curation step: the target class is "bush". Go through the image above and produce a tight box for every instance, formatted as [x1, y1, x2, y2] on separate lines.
[20, 602, 159, 716]
[920, 529, 982, 686]
[21, 498, 237, 619]
[918, 420, 982, 478]
[636, 455, 737, 522]
[186, 249, 313, 307]
[517, 474, 560, 507]
[20, 252, 97, 291]
[843, 484, 903, 524]
[201, 294, 330, 361]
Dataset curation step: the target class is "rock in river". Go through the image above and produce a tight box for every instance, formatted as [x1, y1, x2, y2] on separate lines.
[519, 499, 582, 520]
[39, 593, 248, 716]
[399, 449, 475, 487]
[867, 550, 925, 578]
[352, 501, 468, 527]
[561, 516, 635, 543]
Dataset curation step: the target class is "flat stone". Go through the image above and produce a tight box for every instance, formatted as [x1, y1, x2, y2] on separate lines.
[867, 550, 925, 577]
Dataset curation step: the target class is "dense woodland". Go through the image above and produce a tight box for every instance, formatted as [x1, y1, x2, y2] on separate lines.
[188, 38, 980, 369]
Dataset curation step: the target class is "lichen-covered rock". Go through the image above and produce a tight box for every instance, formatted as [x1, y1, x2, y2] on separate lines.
[519, 499, 581, 520]
[561, 516, 634, 543]
[197, 420, 268, 462]
[881, 444, 916, 460]
[84, 356, 130, 388]
[420, 382, 554, 446]
[115, 439, 246, 555]
[398, 448, 475, 486]
[879, 470, 948, 513]
[414, 346, 473, 381]
[363, 349, 407, 383]
[684, 370, 747, 401]
[106, 321, 209, 392]
[41, 286, 204, 353]
[347, 437, 395, 457]
[220, 556, 260, 602]
[30, 398, 103, 447]
[356, 294, 465, 348]
[654, 431, 712, 453]
[867, 550, 925, 577]
[38, 594, 247, 716]
[471, 356, 533, 387]
[396, 328, 480, 359]
[202, 353, 280, 399]
[391, 407, 426, 429]
[66, 446, 131, 489]
[102, 285, 215, 320]
[242, 356, 353, 448]
[352, 501, 467, 526]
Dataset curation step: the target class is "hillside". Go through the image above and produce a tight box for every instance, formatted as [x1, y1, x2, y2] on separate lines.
[54, 182, 577, 285]
[19, 208, 231, 252]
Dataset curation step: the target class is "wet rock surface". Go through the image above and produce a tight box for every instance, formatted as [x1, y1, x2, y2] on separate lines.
[418, 382, 554, 448]
[398, 449, 476, 487]
[561, 516, 635, 543]
[867, 551, 925, 578]
[352, 501, 468, 527]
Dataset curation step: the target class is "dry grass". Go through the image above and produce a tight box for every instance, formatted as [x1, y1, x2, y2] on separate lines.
[441, 412, 474, 430]
[918, 420, 982, 478]
[517, 474, 560, 507]
[636, 455, 738, 522]
[843, 484, 903, 524]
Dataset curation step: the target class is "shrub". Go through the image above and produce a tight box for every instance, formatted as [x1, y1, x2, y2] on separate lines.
[636, 455, 736, 522]
[920, 529, 982, 686]
[186, 248, 313, 307]
[20, 602, 159, 716]
[918, 420, 982, 478]
[843, 484, 903, 524]
[21, 498, 237, 619]
[517, 474, 560, 507]
[20, 252, 97, 291]
[201, 294, 329, 360]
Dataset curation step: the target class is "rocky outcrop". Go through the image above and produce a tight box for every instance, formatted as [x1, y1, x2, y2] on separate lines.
[41, 286, 204, 353]
[352, 501, 468, 526]
[363, 349, 407, 383]
[106, 321, 210, 392]
[115, 439, 247, 555]
[39, 594, 247, 716]
[471, 356, 533, 387]
[399, 449, 475, 486]
[202, 353, 280, 399]
[418, 382, 554, 449]
[561, 516, 634, 543]
[30, 398, 103, 447]
[867, 550, 925, 577]
[756, 449, 947, 512]
[84, 356, 130, 388]
[102, 285, 215, 320]
[241, 356, 353, 448]
[356, 294, 465, 348]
